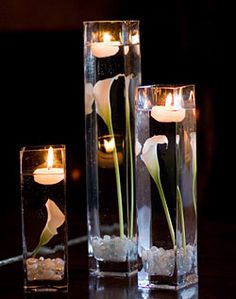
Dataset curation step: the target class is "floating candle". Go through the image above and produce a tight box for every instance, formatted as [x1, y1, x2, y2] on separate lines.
[151, 93, 186, 122]
[33, 147, 64, 185]
[91, 32, 121, 58]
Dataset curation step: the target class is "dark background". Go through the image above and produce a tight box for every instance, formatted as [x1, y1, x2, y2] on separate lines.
[0, 0, 234, 297]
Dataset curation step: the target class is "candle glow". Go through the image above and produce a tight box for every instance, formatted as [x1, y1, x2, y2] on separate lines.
[33, 147, 64, 185]
[151, 92, 186, 122]
[98, 137, 123, 168]
[104, 137, 115, 153]
[91, 32, 121, 58]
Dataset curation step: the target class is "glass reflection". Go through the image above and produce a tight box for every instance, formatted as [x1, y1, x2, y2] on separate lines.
[89, 275, 198, 299]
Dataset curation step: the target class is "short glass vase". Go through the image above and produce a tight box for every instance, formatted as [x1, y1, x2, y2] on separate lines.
[20, 145, 68, 292]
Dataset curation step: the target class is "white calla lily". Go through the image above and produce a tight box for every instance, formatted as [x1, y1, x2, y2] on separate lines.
[141, 135, 168, 184]
[93, 73, 125, 238]
[141, 135, 175, 247]
[93, 74, 124, 128]
[32, 199, 65, 257]
[92, 73, 136, 239]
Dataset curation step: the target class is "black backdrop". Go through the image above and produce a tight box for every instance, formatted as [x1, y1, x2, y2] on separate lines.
[0, 0, 233, 265]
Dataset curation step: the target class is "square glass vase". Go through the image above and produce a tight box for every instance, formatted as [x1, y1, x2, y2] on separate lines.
[136, 85, 198, 290]
[84, 20, 142, 277]
[20, 145, 68, 292]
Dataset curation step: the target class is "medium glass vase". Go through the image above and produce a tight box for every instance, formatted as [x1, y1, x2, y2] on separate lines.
[20, 145, 68, 292]
[84, 20, 141, 277]
[136, 85, 198, 289]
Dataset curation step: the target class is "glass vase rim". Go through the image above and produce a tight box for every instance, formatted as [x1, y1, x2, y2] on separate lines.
[137, 83, 195, 90]
[83, 20, 140, 25]
[20, 144, 66, 152]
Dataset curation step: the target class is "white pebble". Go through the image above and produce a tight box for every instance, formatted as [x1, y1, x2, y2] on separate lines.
[141, 244, 196, 276]
[91, 235, 137, 262]
[26, 257, 65, 281]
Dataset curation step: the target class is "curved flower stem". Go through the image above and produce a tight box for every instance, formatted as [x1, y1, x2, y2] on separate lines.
[93, 74, 126, 239]
[141, 136, 175, 248]
[107, 124, 124, 239]
[31, 199, 65, 258]
[177, 186, 186, 255]
[154, 178, 175, 248]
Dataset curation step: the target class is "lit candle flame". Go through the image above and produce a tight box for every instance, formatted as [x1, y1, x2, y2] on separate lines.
[47, 147, 54, 169]
[165, 93, 173, 106]
[131, 32, 139, 44]
[165, 92, 182, 110]
[104, 138, 115, 153]
[103, 32, 112, 43]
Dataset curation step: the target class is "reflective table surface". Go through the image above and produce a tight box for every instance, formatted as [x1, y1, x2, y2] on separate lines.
[0, 218, 235, 299]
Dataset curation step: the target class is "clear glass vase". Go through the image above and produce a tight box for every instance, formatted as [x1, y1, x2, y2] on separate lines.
[136, 85, 198, 289]
[20, 145, 68, 292]
[84, 20, 141, 277]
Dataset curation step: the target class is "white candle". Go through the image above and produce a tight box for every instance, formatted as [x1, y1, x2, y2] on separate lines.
[33, 147, 64, 185]
[151, 93, 186, 122]
[91, 32, 126, 58]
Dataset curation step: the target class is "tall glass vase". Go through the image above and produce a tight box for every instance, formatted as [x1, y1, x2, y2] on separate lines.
[84, 20, 141, 277]
[136, 85, 198, 289]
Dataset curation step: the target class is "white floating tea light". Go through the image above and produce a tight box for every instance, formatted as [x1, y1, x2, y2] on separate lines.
[151, 92, 186, 122]
[33, 147, 64, 185]
[91, 31, 128, 58]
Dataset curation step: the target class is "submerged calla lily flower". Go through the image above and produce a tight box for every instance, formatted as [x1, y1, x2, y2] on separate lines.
[93, 73, 126, 238]
[32, 199, 65, 257]
[141, 135, 175, 247]
[93, 74, 124, 128]
[141, 135, 168, 184]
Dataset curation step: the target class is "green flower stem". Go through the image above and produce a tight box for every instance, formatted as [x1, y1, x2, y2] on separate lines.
[153, 177, 175, 248]
[192, 163, 197, 215]
[32, 242, 43, 258]
[125, 83, 134, 238]
[190, 132, 197, 216]
[177, 186, 186, 255]
[31, 230, 52, 257]
[107, 124, 125, 239]
[128, 125, 134, 238]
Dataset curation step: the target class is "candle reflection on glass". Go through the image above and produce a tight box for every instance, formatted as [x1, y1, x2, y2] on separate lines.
[33, 147, 64, 185]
